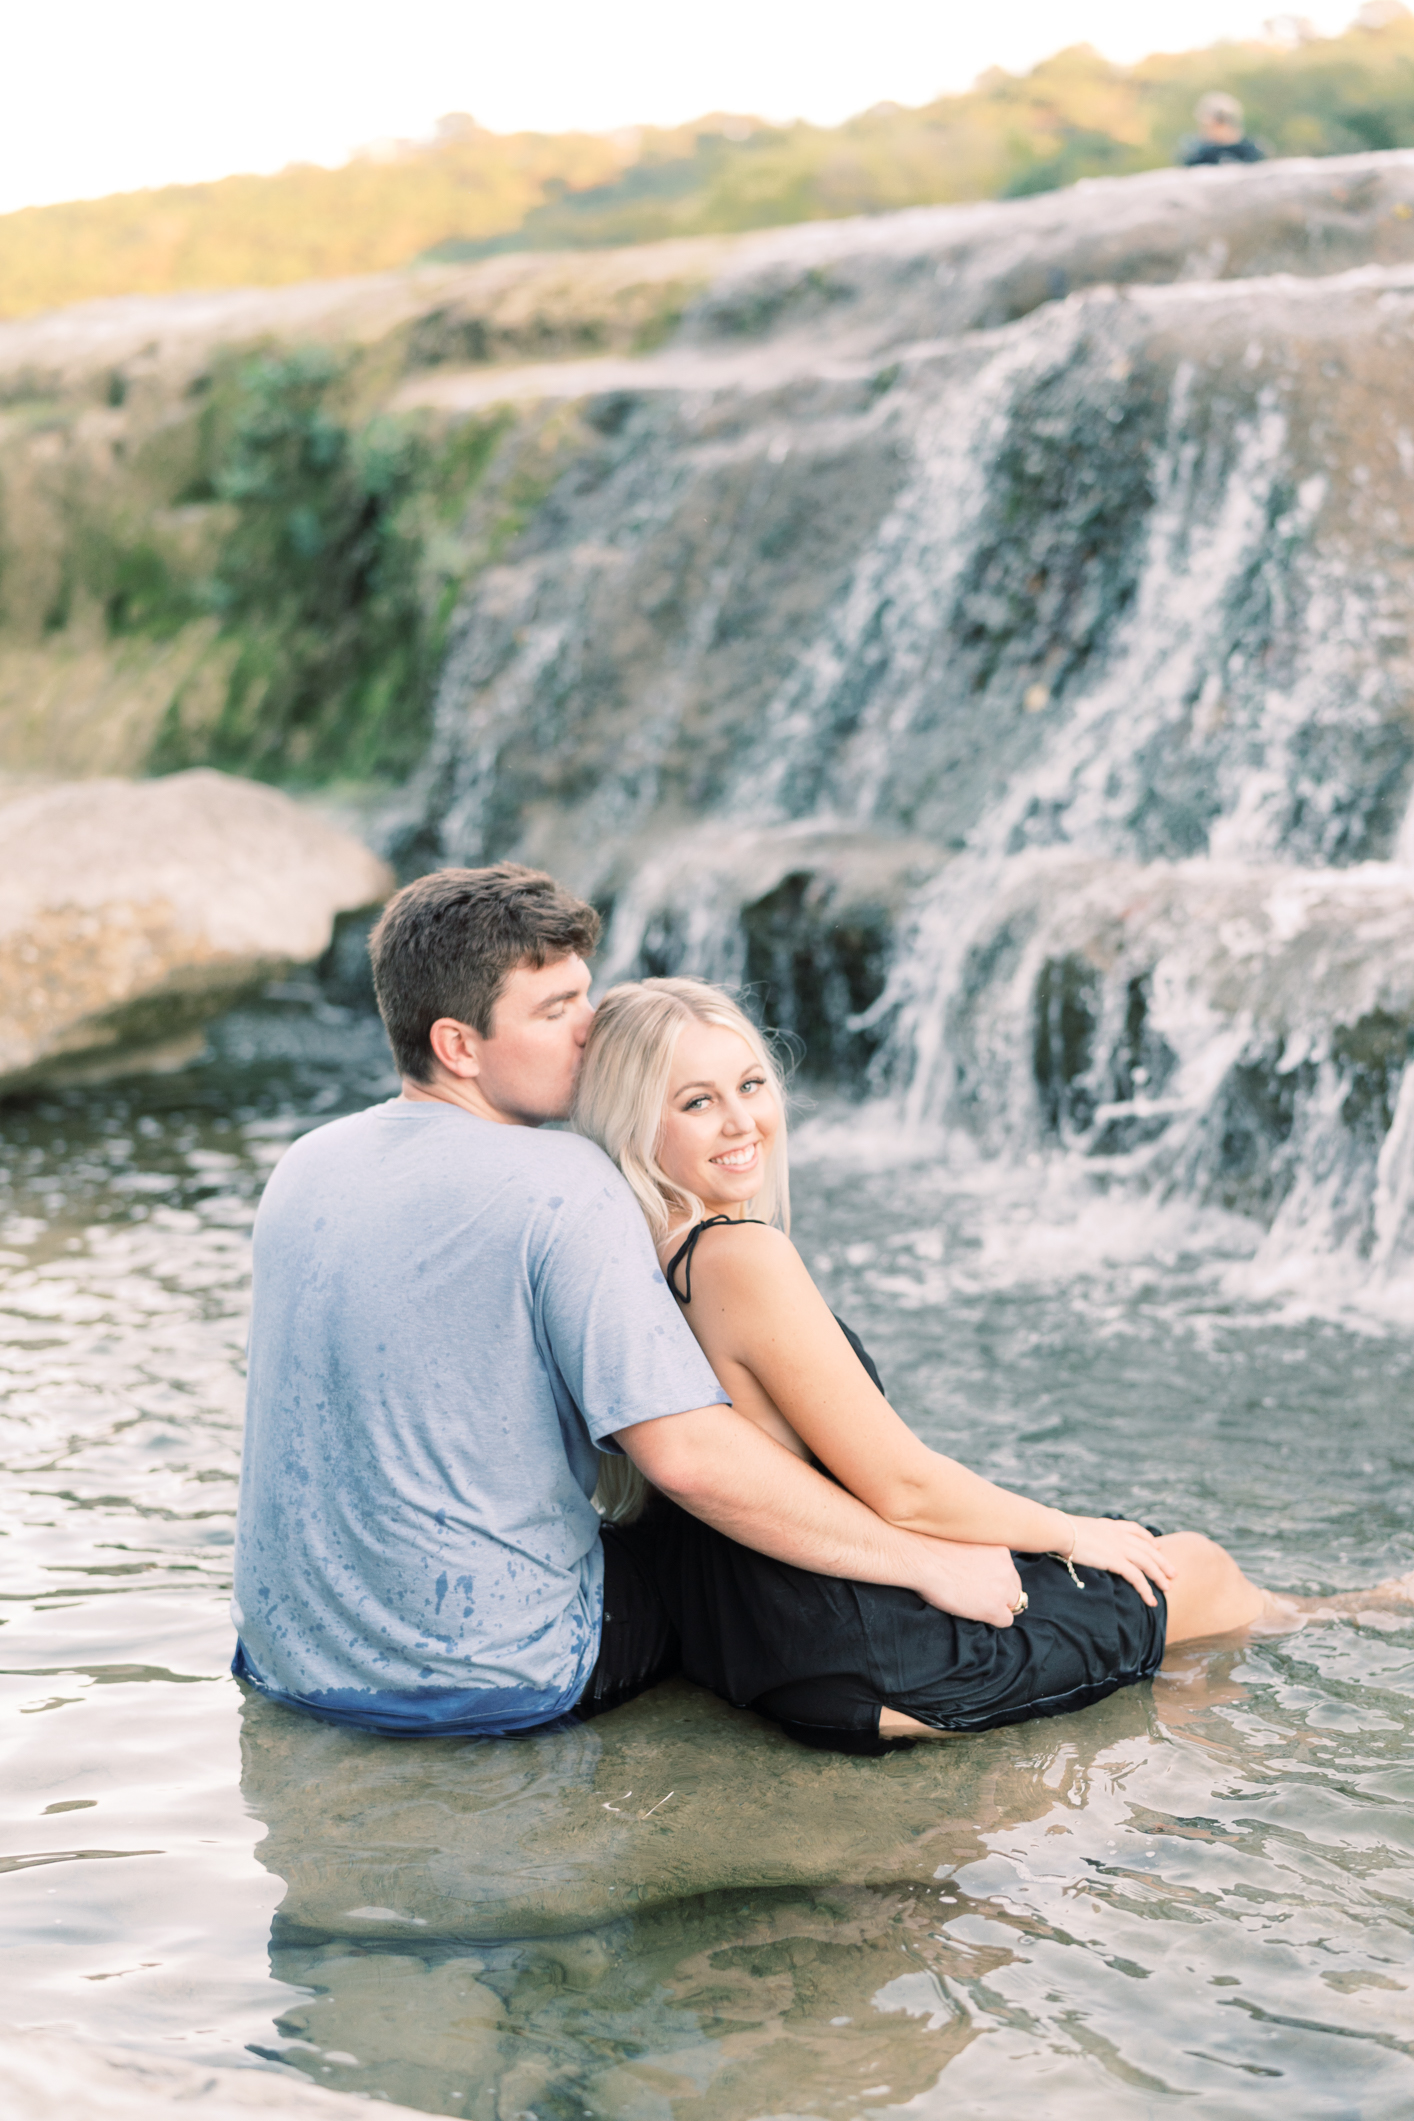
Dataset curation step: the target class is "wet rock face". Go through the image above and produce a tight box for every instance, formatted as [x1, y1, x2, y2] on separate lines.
[395, 157, 1414, 1259]
[740, 871, 895, 1084]
[419, 261, 1414, 892]
[0, 770, 392, 1095]
[917, 852, 1414, 1255]
[413, 162, 1414, 952]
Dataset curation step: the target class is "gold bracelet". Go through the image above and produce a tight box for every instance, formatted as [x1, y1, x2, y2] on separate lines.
[1049, 1516, 1085, 1590]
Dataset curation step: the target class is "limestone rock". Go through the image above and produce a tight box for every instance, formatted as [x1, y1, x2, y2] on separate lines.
[414, 250, 1414, 889]
[0, 769, 392, 1095]
[681, 149, 1414, 354]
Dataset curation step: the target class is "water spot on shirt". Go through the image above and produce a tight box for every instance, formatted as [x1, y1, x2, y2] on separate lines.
[435, 1509, 447, 1529]
[650, 1267, 666, 1284]
[314, 1217, 326, 1232]
[433, 1573, 448, 1614]
[548, 1196, 564, 1209]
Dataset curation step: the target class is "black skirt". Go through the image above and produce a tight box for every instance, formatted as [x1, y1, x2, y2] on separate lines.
[590, 1288, 1166, 1754]
[621, 1498, 1167, 1754]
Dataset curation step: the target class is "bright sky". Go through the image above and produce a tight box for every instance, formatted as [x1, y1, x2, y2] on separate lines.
[0, 0, 1363, 216]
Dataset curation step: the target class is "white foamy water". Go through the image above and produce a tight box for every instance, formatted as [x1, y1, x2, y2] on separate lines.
[2, 1002, 1411, 2118]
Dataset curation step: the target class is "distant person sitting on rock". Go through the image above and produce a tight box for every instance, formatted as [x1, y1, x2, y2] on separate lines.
[1179, 91, 1265, 167]
[572, 975, 1414, 1750]
[230, 865, 1021, 1740]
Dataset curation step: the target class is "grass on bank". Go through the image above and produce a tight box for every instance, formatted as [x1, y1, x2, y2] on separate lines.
[46, 344, 567, 787]
[4, 10, 1414, 320]
[149, 350, 584, 786]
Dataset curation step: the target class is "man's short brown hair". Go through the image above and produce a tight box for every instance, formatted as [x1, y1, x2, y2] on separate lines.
[369, 864, 601, 1081]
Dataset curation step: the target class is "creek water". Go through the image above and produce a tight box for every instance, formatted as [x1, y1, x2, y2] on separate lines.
[3, 995, 1412, 2120]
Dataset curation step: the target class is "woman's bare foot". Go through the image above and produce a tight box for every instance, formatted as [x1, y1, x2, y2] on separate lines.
[1249, 1568, 1414, 1635]
[1159, 1537, 1414, 1651]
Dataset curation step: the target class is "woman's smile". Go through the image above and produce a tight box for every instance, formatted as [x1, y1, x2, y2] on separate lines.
[711, 1141, 759, 1171]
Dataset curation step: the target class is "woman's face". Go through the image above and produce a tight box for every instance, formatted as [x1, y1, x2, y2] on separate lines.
[657, 1018, 779, 1215]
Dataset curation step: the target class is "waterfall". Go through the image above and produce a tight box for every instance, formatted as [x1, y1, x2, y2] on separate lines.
[871, 850, 1414, 1286]
[402, 153, 1414, 1287]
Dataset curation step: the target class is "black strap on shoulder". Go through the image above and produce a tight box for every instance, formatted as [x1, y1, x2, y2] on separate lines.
[664, 1215, 764, 1304]
[662, 1218, 887, 1398]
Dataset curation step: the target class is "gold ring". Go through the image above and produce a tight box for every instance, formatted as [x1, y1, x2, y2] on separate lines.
[1010, 1590, 1029, 1616]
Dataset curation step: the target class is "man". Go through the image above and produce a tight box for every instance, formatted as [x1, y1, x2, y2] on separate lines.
[231, 864, 1019, 1736]
[1178, 92, 1264, 168]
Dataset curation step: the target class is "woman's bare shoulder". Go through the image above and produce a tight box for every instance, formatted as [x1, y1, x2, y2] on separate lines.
[672, 1220, 809, 1295]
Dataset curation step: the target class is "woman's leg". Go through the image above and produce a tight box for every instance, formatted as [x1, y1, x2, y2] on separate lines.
[1159, 1531, 1414, 1643]
[1157, 1531, 1266, 1645]
[882, 1533, 1263, 1732]
[879, 1706, 956, 1736]
[881, 1535, 1414, 1734]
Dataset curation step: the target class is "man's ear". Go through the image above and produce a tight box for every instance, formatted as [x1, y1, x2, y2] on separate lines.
[427, 1018, 483, 1079]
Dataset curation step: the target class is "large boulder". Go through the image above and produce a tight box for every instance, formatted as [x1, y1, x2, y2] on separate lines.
[0, 768, 392, 1096]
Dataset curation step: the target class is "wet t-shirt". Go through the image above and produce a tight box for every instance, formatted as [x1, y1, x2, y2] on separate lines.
[231, 1101, 727, 1735]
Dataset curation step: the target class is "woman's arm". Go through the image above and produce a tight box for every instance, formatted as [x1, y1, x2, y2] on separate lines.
[618, 1403, 1025, 1625]
[684, 1224, 1172, 1605]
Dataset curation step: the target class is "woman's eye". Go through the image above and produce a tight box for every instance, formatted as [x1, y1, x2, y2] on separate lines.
[684, 1095, 710, 1112]
[741, 1077, 764, 1095]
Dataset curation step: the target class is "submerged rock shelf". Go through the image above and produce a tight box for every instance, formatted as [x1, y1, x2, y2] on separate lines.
[243, 1677, 1083, 1944]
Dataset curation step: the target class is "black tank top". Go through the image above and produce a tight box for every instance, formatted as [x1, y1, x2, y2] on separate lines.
[664, 1215, 885, 1397]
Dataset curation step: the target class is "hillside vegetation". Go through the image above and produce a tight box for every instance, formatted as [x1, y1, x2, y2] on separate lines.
[4, 8, 1414, 319]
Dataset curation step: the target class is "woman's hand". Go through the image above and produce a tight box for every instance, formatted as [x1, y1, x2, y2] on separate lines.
[1061, 1517, 1174, 1606]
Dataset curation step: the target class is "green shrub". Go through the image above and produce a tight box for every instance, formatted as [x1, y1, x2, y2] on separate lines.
[150, 347, 511, 784]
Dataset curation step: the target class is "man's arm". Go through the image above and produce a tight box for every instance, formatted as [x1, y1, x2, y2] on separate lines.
[615, 1404, 1023, 1627]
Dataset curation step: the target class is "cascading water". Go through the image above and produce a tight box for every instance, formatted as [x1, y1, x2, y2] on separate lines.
[398, 152, 1414, 1293]
[877, 851, 1414, 1294]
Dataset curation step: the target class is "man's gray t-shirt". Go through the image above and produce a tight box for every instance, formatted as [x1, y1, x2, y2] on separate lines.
[231, 1100, 727, 1734]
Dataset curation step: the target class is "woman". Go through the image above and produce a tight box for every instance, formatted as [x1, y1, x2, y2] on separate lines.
[574, 976, 1387, 1752]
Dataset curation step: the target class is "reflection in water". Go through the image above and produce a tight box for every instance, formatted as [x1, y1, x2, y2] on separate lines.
[247, 1673, 1199, 2116]
[0, 1000, 1411, 2117]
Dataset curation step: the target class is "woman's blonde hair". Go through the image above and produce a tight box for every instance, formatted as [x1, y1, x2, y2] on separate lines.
[574, 976, 791, 1526]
